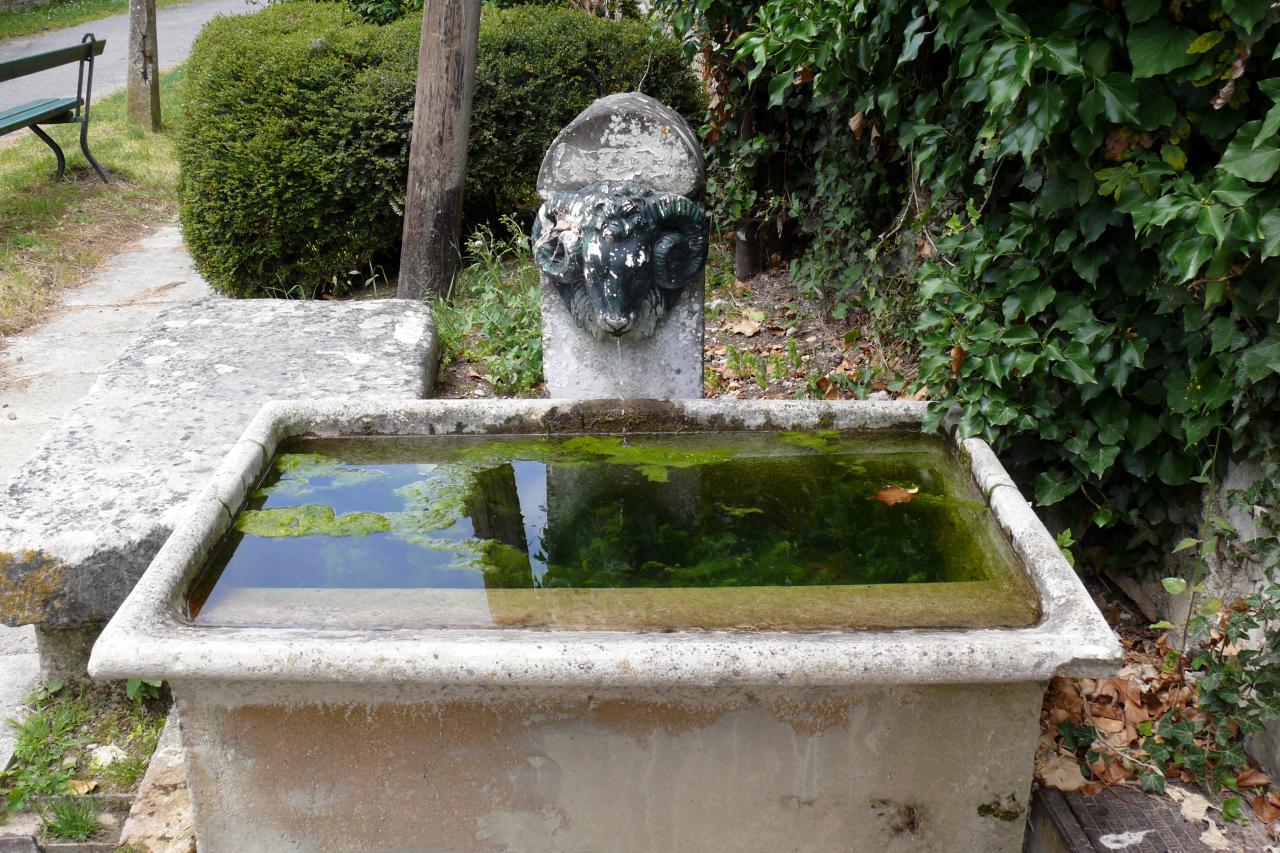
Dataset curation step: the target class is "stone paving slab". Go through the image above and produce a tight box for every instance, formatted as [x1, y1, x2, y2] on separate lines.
[0, 298, 436, 630]
[0, 226, 213, 482]
[0, 624, 38, 769]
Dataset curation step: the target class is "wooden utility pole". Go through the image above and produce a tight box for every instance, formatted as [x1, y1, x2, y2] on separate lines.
[398, 0, 481, 299]
[126, 0, 160, 131]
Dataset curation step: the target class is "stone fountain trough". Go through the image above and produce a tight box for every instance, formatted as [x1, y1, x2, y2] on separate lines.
[89, 397, 1119, 852]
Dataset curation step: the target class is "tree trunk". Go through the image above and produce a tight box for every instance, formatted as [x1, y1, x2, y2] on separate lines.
[126, 0, 160, 132]
[733, 105, 763, 281]
[397, 0, 482, 300]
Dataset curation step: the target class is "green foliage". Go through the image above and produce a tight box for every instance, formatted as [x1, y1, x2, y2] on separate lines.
[433, 219, 544, 394]
[468, 5, 704, 220]
[123, 678, 163, 704]
[1140, 466, 1280, 792]
[655, 0, 1280, 553]
[38, 797, 101, 842]
[180, 3, 701, 298]
[2, 682, 167, 812]
[179, 4, 418, 299]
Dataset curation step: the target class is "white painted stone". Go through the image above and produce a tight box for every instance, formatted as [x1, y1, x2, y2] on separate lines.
[89, 398, 1122, 852]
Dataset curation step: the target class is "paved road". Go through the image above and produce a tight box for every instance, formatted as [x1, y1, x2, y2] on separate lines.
[0, 0, 253, 114]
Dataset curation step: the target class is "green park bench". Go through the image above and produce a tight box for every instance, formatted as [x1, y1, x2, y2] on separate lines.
[0, 33, 110, 182]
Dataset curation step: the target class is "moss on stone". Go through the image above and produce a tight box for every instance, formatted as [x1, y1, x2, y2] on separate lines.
[235, 505, 390, 538]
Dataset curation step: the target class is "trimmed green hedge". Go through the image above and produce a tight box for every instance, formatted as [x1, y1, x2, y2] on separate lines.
[179, 3, 702, 298]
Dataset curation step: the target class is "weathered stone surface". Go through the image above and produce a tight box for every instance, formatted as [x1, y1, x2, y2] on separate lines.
[0, 298, 436, 629]
[536, 93, 706, 398]
[537, 93, 704, 200]
[541, 278, 703, 398]
[119, 713, 195, 853]
[89, 398, 1121, 853]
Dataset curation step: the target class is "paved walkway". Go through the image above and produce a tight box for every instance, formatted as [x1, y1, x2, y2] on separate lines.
[0, 223, 211, 767]
[0, 0, 252, 114]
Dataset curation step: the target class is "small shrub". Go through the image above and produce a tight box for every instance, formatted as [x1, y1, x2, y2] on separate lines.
[179, 4, 418, 298]
[179, 3, 702, 298]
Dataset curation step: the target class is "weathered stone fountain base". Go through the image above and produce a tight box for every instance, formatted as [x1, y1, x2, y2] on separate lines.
[540, 279, 704, 399]
[90, 398, 1121, 852]
[175, 680, 1042, 853]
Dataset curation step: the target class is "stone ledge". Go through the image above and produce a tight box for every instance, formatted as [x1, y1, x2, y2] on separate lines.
[0, 298, 436, 630]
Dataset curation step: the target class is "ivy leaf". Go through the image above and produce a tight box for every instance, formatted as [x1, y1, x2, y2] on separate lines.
[1035, 470, 1078, 505]
[1256, 104, 1280, 148]
[897, 16, 931, 67]
[1127, 19, 1198, 78]
[1260, 209, 1280, 258]
[1157, 453, 1195, 485]
[1210, 178, 1260, 206]
[1169, 231, 1215, 281]
[1223, 0, 1272, 33]
[1240, 338, 1280, 380]
[1219, 121, 1280, 183]
[1162, 577, 1189, 595]
[1041, 37, 1083, 76]
[1187, 30, 1226, 54]
[767, 72, 791, 107]
[1092, 74, 1141, 125]
[1173, 537, 1200, 553]
[1029, 84, 1065, 134]
[995, 9, 1030, 38]
[1122, 0, 1161, 23]
[1161, 144, 1187, 171]
[1080, 445, 1122, 476]
[1196, 205, 1230, 245]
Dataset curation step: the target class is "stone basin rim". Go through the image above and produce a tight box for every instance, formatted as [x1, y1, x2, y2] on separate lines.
[88, 397, 1123, 688]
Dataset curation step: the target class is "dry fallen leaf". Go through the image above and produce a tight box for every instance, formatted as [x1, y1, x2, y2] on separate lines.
[1238, 767, 1271, 789]
[1037, 752, 1088, 792]
[727, 314, 761, 337]
[1200, 819, 1232, 851]
[68, 779, 97, 795]
[871, 485, 919, 506]
[1253, 793, 1280, 824]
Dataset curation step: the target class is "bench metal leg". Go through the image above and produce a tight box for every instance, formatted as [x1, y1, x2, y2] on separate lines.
[28, 124, 66, 181]
[79, 120, 109, 184]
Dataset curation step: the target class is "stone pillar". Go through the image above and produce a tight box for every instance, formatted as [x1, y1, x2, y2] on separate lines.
[532, 93, 707, 399]
[35, 624, 101, 682]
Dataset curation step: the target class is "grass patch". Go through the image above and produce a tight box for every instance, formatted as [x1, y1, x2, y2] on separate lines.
[0, 66, 184, 336]
[37, 795, 100, 841]
[0, 0, 189, 43]
[433, 217, 543, 395]
[1, 680, 168, 815]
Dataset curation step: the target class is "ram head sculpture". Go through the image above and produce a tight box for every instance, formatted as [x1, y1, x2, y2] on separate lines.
[531, 180, 708, 338]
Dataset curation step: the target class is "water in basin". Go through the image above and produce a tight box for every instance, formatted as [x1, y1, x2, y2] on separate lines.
[187, 431, 1039, 630]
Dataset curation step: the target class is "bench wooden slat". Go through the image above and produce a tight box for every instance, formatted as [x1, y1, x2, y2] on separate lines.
[0, 38, 105, 83]
[0, 98, 80, 135]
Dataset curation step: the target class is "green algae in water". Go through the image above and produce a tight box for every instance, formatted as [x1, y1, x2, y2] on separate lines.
[187, 431, 1040, 631]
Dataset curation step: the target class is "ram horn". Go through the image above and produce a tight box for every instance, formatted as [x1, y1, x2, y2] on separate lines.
[646, 194, 708, 289]
[531, 192, 584, 285]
